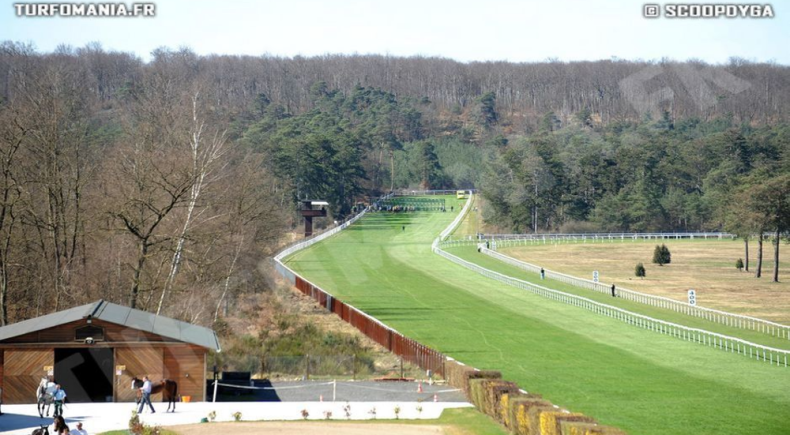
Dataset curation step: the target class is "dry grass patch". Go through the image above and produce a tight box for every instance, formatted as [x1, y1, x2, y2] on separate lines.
[503, 239, 790, 323]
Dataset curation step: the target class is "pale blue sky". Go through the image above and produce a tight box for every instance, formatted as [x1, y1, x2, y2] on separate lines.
[1, 0, 787, 63]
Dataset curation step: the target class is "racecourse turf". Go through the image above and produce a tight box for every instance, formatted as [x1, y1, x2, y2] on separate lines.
[446, 245, 790, 350]
[284, 197, 790, 435]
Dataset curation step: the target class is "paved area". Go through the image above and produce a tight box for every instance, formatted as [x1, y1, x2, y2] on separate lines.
[0, 401, 472, 434]
[171, 422, 448, 435]
[0, 380, 468, 434]
[214, 380, 467, 402]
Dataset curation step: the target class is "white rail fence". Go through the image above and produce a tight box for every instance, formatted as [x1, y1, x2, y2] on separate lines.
[395, 189, 476, 196]
[469, 246, 790, 341]
[481, 232, 736, 243]
[432, 194, 789, 366]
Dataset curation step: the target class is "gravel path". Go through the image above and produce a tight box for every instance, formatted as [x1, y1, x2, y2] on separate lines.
[213, 380, 466, 402]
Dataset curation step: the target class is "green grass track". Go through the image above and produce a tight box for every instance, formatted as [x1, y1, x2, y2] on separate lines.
[446, 245, 790, 350]
[284, 197, 790, 435]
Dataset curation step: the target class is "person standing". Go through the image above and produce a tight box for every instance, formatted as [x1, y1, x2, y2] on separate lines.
[52, 384, 66, 417]
[70, 422, 88, 435]
[138, 376, 155, 414]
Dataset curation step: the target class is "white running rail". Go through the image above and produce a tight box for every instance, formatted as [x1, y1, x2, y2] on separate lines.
[482, 232, 736, 242]
[473, 246, 790, 340]
[432, 194, 790, 366]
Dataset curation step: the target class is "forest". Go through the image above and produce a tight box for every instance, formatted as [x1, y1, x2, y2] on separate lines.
[0, 41, 788, 326]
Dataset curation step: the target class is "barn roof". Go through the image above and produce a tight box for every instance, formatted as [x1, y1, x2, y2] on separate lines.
[0, 300, 221, 351]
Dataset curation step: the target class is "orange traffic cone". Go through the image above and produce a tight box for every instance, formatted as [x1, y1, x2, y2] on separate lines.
[417, 382, 423, 393]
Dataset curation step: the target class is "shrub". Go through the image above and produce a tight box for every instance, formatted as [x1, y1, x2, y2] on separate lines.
[635, 262, 646, 279]
[129, 410, 142, 434]
[469, 379, 487, 410]
[343, 403, 351, 420]
[301, 409, 309, 420]
[129, 410, 162, 435]
[736, 258, 744, 271]
[662, 244, 671, 264]
[499, 393, 511, 426]
[509, 396, 551, 435]
[527, 404, 560, 435]
[540, 411, 595, 435]
[652, 245, 665, 266]
[444, 360, 475, 390]
[323, 410, 332, 420]
[207, 410, 216, 422]
[394, 405, 401, 419]
[232, 411, 242, 422]
[561, 421, 629, 435]
[652, 245, 662, 265]
[485, 381, 519, 419]
[461, 370, 501, 398]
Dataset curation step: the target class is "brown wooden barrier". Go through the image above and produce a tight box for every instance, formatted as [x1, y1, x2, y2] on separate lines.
[292, 275, 446, 377]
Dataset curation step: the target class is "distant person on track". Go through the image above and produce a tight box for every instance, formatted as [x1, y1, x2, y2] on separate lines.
[611, 284, 616, 297]
[402, 225, 405, 231]
[540, 268, 545, 280]
[52, 384, 66, 417]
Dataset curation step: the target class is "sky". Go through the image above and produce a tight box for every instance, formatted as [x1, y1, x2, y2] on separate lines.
[1, 0, 788, 64]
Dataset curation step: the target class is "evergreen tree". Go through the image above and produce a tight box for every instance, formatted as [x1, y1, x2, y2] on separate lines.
[661, 244, 672, 264]
[635, 263, 646, 279]
[652, 245, 665, 266]
[475, 92, 498, 128]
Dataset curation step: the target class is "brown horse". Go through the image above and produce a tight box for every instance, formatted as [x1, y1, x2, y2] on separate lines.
[131, 377, 179, 413]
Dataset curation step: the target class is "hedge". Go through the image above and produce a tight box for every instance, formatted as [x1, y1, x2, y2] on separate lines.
[539, 412, 595, 435]
[559, 421, 628, 435]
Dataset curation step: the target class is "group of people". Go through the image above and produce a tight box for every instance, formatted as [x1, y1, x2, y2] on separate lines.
[32, 375, 155, 435]
[38, 377, 67, 417]
[52, 417, 88, 435]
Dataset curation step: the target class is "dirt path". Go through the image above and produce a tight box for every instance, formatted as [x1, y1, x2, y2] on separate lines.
[169, 422, 447, 435]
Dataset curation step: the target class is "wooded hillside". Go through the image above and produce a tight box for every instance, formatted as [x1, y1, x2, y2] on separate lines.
[1, 42, 787, 325]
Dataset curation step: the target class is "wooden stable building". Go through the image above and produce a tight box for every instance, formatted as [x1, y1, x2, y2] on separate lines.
[0, 300, 220, 404]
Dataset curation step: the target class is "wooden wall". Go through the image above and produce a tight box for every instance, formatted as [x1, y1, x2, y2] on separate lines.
[3, 349, 53, 404]
[1, 319, 211, 403]
[3, 319, 169, 344]
[164, 345, 206, 402]
[116, 347, 163, 402]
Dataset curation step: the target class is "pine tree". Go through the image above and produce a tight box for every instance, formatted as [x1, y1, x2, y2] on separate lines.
[652, 245, 665, 266]
[635, 263, 646, 279]
[661, 244, 672, 264]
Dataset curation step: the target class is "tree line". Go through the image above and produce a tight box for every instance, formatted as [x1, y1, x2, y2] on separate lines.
[0, 42, 788, 326]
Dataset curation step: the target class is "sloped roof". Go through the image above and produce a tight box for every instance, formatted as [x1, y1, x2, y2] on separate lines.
[0, 300, 220, 351]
